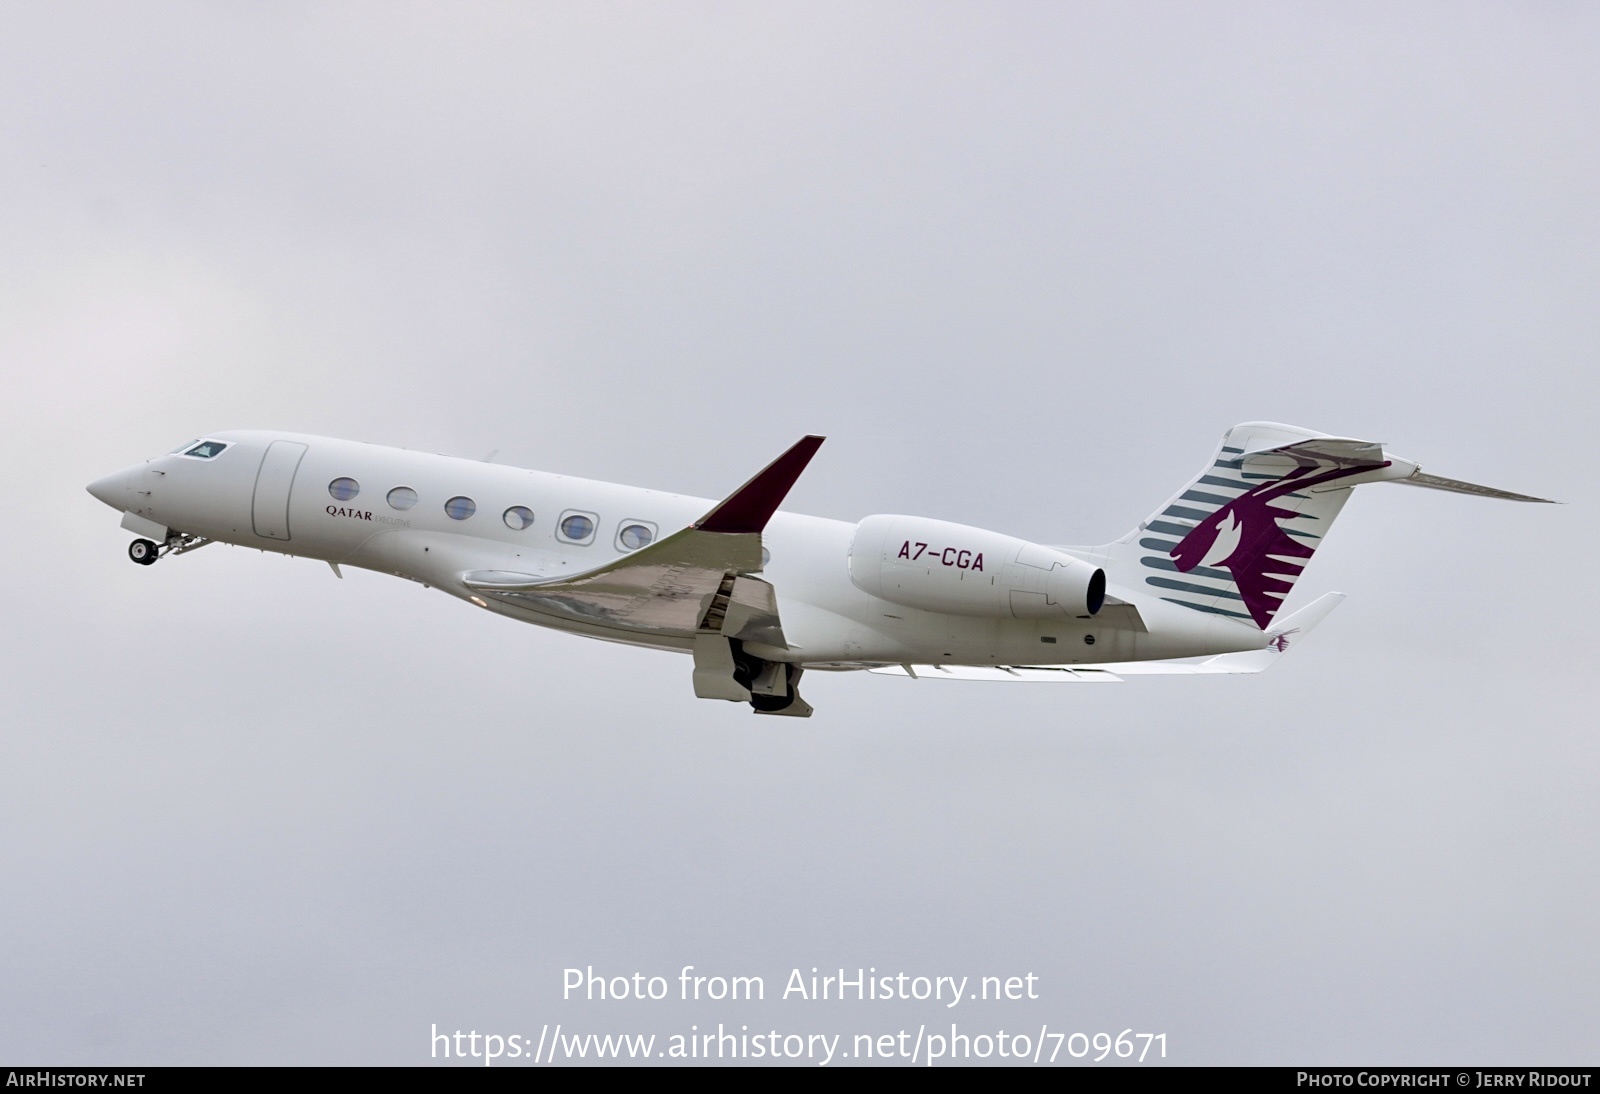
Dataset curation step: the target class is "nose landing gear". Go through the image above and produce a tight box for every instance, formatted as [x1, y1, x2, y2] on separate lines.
[126, 531, 212, 566]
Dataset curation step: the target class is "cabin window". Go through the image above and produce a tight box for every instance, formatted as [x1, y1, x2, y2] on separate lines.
[328, 477, 360, 501]
[557, 511, 597, 545]
[182, 440, 229, 459]
[503, 506, 535, 531]
[444, 496, 477, 521]
[617, 521, 655, 551]
[386, 486, 418, 511]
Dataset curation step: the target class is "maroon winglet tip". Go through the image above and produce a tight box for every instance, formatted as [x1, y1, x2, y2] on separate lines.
[694, 435, 826, 535]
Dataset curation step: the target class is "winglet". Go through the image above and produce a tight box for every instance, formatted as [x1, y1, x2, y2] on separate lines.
[694, 436, 825, 534]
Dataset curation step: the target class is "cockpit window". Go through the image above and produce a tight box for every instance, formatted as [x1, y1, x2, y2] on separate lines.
[182, 440, 229, 459]
[170, 439, 199, 454]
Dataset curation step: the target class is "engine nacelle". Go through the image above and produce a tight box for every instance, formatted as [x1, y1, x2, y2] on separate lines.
[849, 514, 1106, 619]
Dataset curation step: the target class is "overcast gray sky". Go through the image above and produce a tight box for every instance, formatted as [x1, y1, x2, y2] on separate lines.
[2, 1, 1596, 1065]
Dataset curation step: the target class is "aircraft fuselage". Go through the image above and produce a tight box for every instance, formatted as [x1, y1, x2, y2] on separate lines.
[87, 430, 1258, 670]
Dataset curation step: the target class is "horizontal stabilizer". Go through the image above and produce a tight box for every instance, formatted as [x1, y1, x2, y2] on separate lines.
[1394, 470, 1555, 504]
[1241, 436, 1386, 467]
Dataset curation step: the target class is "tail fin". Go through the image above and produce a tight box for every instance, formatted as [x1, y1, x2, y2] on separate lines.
[1082, 422, 1551, 631]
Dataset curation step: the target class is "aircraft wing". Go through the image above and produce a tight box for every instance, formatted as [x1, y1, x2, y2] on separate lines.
[462, 436, 824, 646]
[870, 592, 1344, 683]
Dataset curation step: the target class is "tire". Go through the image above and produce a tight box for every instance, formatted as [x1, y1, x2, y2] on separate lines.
[750, 692, 796, 713]
[748, 663, 799, 713]
[128, 538, 159, 565]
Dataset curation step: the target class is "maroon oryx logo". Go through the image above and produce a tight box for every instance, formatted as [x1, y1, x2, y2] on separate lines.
[1171, 460, 1384, 628]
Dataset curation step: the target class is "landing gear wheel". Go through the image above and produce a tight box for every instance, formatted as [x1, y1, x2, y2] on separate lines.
[750, 691, 796, 714]
[128, 538, 159, 565]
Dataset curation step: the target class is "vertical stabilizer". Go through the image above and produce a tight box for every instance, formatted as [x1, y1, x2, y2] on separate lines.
[1076, 422, 1551, 631]
[1086, 423, 1402, 629]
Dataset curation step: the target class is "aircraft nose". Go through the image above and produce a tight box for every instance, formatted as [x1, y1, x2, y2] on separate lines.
[86, 467, 132, 510]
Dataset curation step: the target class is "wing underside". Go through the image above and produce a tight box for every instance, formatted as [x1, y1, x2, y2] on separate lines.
[464, 529, 786, 645]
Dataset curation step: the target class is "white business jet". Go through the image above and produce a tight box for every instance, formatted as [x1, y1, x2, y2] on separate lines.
[87, 424, 1549, 717]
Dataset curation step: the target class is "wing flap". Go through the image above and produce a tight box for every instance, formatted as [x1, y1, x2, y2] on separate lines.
[463, 526, 739, 633]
